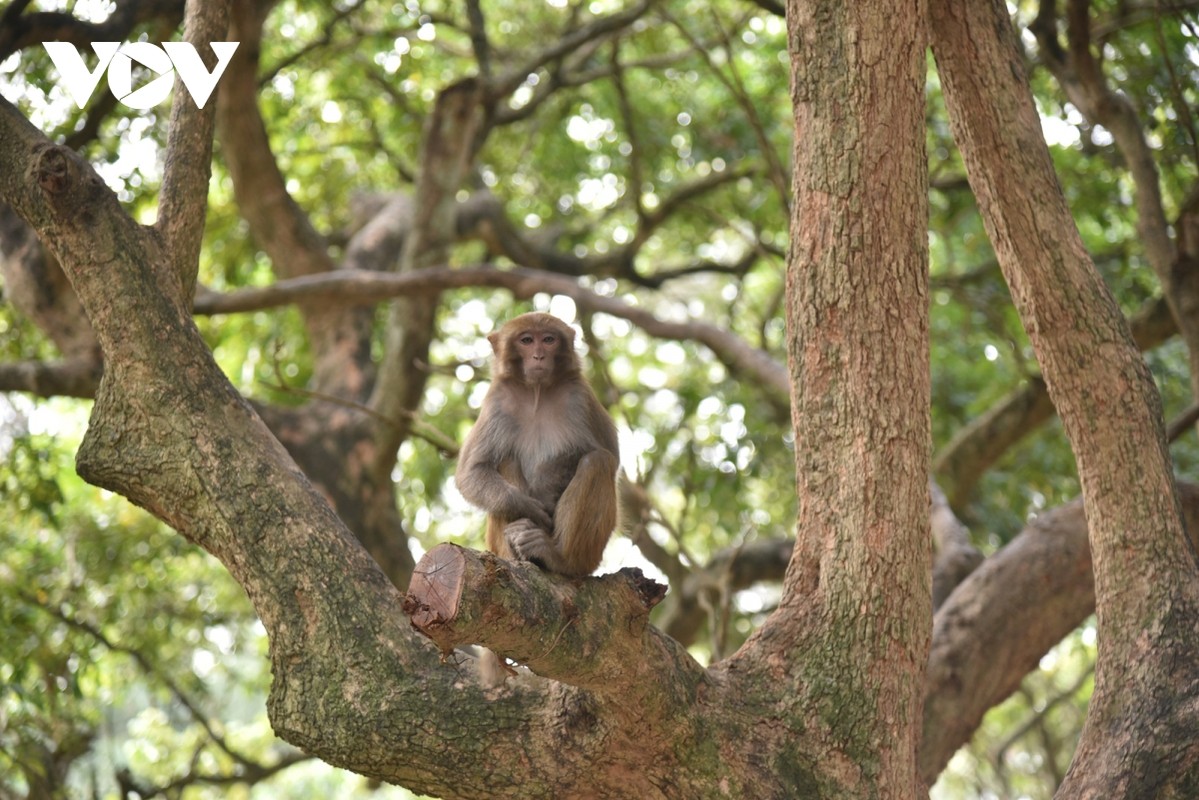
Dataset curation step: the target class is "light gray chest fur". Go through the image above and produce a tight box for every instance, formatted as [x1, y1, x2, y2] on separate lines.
[512, 397, 585, 480]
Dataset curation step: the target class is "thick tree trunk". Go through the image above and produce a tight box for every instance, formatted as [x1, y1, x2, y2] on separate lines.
[930, 1, 1199, 795]
[721, 0, 931, 795]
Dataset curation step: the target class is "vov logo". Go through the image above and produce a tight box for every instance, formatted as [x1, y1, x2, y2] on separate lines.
[42, 41, 239, 111]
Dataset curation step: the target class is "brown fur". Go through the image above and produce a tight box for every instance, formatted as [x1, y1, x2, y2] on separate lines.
[457, 312, 619, 578]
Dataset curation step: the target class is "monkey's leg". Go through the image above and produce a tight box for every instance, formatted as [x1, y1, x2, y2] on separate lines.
[506, 450, 618, 575]
[550, 449, 619, 576]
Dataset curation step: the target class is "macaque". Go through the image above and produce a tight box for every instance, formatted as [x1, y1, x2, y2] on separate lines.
[456, 312, 620, 578]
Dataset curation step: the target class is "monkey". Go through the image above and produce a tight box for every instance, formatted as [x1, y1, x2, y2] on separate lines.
[456, 312, 620, 580]
[455, 312, 619, 686]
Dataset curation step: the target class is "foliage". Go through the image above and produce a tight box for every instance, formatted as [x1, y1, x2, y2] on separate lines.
[1, 0, 1197, 795]
[0, 402, 419, 797]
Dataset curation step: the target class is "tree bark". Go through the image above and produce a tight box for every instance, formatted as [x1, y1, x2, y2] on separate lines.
[722, 0, 932, 795]
[930, 1, 1199, 794]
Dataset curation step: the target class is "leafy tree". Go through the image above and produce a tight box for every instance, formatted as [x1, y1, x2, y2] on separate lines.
[1, 0, 1198, 796]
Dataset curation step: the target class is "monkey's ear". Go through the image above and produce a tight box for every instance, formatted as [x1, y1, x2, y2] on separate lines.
[487, 330, 502, 352]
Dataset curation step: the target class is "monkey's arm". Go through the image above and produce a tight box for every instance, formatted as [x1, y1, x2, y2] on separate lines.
[456, 416, 554, 531]
[457, 462, 554, 531]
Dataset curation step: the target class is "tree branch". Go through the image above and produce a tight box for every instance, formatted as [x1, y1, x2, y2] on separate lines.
[366, 77, 487, 486]
[0, 358, 100, 398]
[920, 481, 1199, 782]
[929, 478, 984, 608]
[1059, 0, 1174, 275]
[491, 46, 694, 127]
[0, 0, 184, 60]
[156, 0, 231, 303]
[489, 0, 652, 98]
[1030, 1, 1199, 416]
[662, 9, 790, 214]
[256, 0, 367, 84]
[933, 295, 1176, 507]
[193, 264, 791, 407]
[454, 169, 755, 283]
[465, 0, 491, 78]
[18, 586, 307, 796]
[216, 3, 333, 280]
[216, 1, 374, 398]
[0, 205, 98, 360]
[659, 536, 794, 645]
[404, 544, 703, 704]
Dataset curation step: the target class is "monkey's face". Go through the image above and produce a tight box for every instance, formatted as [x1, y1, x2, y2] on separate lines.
[513, 327, 562, 385]
[488, 312, 579, 386]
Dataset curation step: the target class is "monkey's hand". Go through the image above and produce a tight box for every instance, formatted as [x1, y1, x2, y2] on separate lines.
[505, 519, 562, 573]
[501, 491, 554, 532]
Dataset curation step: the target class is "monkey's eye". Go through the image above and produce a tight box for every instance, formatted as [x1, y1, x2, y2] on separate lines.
[519, 335, 534, 345]
[542, 335, 556, 345]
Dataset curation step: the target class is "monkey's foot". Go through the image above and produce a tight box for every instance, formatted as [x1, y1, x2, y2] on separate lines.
[505, 519, 554, 567]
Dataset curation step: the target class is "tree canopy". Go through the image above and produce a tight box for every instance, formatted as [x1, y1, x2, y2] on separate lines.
[2, 0, 1199, 797]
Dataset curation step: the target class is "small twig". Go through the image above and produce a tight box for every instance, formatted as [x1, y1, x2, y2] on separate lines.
[1166, 401, 1199, 443]
[264, 343, 460, 454]
[257, 0, 367, 84]
[534, 615, 578, 660]
[994, 663, 1094, 767]
[17, 592, 242, 764]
